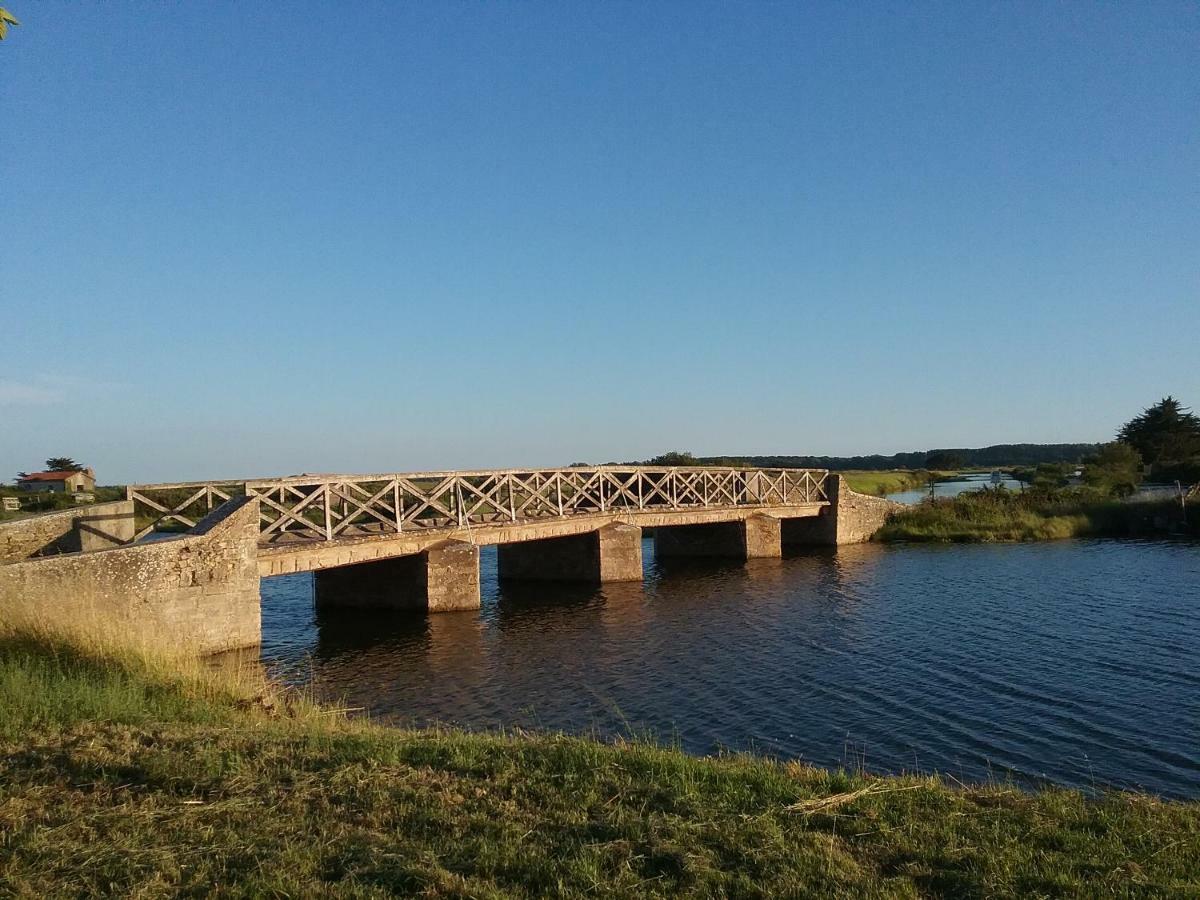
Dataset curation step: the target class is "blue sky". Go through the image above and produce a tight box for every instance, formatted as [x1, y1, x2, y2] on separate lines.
[2, 2, 1197, 483]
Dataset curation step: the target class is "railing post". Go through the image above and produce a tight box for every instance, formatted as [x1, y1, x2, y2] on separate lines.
[556, 473, 564, 516]
[324, 484, 333, 540]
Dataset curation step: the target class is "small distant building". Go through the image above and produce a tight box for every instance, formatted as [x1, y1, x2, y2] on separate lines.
[2, 497, 20, 511]
[17, 468, 96, 494]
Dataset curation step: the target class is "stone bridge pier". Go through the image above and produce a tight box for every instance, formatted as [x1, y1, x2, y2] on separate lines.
[497, 522, 643, 583]
[315, 540, 481, 612]
[317, 522, 646, 613]
[654, 514, 782, 560]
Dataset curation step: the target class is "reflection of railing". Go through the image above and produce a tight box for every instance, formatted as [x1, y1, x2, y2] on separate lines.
[128, 467, 829, 544]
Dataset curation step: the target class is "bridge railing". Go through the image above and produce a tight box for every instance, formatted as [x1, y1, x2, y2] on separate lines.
[126, 481, 247, 540]
[128, 467, 829, 543]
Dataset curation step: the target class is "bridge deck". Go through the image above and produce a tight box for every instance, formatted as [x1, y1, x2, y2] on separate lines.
[256, 501, 828, 576]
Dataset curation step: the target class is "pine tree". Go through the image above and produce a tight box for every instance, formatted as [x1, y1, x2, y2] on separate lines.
[1116, 397, 1200, 468]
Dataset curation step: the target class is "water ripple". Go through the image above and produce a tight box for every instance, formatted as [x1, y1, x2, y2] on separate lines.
[261, 539, 1200, 799]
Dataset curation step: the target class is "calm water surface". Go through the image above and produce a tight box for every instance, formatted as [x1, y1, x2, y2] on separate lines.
[261, 539, 1200, 799]
[887, 471, 1023, 505]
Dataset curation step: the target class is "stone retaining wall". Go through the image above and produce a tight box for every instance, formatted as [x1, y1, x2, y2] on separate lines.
[0, 498, 261, 654]
[0, 500, 135, 564]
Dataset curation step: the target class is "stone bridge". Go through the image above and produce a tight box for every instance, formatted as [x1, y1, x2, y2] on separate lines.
[0, 467, 899, 654]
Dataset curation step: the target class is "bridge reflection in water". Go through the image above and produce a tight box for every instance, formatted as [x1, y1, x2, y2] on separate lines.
[261, 541, 876, 741]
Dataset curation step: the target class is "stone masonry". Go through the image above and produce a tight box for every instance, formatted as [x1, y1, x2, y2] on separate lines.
[423, 540, 481, 611]
[596, 522, 644, 581]
[0, 500, 135, 564]
[781, 476, 901, 546]
[654, 515, 783, 559]
[315, 539, 481, 612]
[743, 514, 783, 558]
[0, 498, 261, 654]
[497, 521, 643, 582]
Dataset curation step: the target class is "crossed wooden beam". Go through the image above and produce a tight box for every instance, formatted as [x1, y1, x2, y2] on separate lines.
[128, 467, 831, 544]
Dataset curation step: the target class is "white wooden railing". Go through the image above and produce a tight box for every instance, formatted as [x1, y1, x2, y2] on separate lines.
[128, 467, 830, 543]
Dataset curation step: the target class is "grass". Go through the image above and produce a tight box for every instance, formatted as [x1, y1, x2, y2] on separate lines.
[1, 627, 1198, 896]
[877, 488, 1194, 543]
[841, 469, 935, 497]
[0, 486, 127, 522]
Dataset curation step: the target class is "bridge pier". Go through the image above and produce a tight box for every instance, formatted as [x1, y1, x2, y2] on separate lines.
[314, 540, 480, 612]
[653, 514, 781, 560]
[497, 522, 642, 582]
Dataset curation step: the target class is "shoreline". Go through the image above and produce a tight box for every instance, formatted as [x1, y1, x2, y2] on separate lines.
[2, 627, 1197, 894]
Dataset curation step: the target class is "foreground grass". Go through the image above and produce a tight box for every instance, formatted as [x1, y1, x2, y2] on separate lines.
[1, 632, 1197, 896]
[878, 488, 1194, 543]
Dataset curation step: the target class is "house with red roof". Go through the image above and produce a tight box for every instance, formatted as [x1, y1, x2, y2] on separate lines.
[17, 468, 96, 494]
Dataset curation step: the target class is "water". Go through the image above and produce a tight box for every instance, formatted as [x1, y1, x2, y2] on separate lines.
[261, 539, 1200, 799]
[888, 471, 1024, 505]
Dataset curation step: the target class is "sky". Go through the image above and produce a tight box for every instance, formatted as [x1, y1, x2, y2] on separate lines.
[1, 2, 1197, 483]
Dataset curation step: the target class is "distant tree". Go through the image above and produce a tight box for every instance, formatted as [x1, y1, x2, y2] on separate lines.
[567, 461, 591, 468]
[44, 457, 83, 472]
[0, 8, 19, 40]
[647, 451, 697, 466]
[704, 456, 749, 468]
[1082, 442, 1143, 497]
[925, 450, 964, 470]
[1117, 397, 1200, 470]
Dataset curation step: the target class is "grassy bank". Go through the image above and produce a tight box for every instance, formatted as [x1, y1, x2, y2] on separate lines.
[0, 486, 126, 522]
[2, 629, 1197, 896]
[841, 469, 934, 497]
[878, 488, 1194, 543]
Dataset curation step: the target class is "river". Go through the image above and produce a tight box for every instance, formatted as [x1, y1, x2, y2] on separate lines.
[260, 537, 1200, 800]
[887, 471, 1024, 505]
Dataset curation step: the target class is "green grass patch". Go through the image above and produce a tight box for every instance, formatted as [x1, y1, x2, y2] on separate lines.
[0, 630, 255, 740]
[1, 628, 1197, 896]
[878, 488, 1192, 543]
[841, 469, 934, 497]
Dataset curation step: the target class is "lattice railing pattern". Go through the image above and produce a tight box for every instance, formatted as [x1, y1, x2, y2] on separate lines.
[126, 482, 245, 541]
[128, 467, 829, 544]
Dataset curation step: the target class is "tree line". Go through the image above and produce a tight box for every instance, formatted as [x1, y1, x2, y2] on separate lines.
[624, 396, 1200, 493]
[622, 445, 1102, 471]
